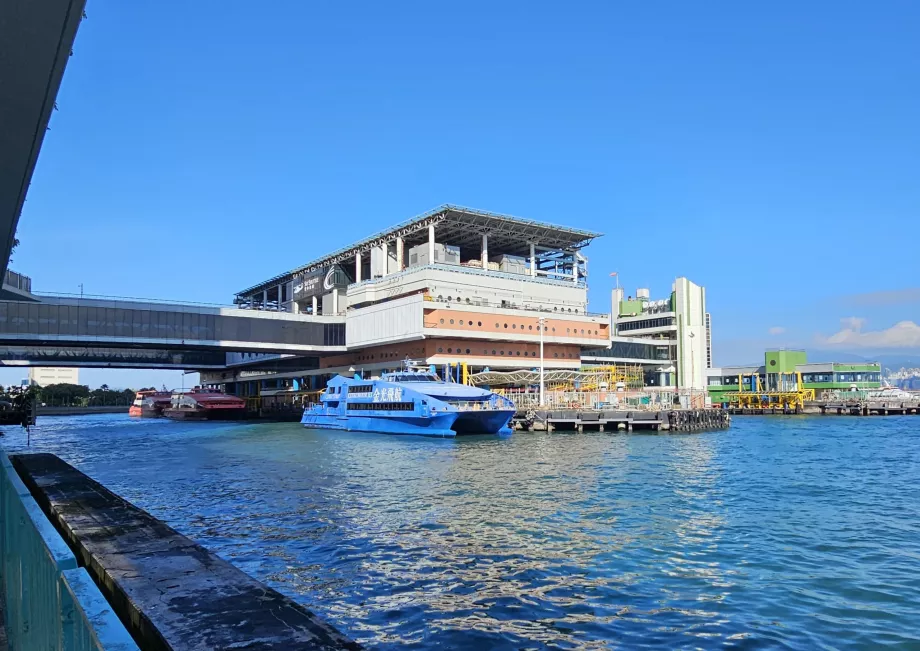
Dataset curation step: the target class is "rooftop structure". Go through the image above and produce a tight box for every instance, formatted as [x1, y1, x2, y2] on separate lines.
[236, 205, 600, 311]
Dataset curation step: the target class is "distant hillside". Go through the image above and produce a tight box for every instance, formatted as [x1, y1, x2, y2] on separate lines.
[805, 350, 920, 371]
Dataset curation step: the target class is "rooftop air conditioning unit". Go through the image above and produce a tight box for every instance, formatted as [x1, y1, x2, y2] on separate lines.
[408, 243, 460, 267]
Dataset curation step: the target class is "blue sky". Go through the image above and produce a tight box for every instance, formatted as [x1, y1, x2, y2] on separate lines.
[7, 0, 920, 388]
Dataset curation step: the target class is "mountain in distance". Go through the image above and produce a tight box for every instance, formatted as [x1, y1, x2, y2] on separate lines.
[804, 350, 920, 371]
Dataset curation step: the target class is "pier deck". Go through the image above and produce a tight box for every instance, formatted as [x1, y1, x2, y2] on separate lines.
[513, 408, 729, 433]
[10, 453, 359, 651]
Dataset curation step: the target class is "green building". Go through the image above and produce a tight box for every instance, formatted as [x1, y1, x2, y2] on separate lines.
[707, 349, 881, 403]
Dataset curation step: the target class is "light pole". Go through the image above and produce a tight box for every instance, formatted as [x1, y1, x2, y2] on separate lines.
[538, 316, 546, 407]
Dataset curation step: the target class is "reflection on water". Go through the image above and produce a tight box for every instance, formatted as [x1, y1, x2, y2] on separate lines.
[3, 415, 919, 649]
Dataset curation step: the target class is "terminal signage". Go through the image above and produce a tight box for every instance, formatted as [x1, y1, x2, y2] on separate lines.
[293, 265, 350, 300]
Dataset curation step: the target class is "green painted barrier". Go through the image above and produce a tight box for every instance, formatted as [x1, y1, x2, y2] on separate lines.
[0, 452, 138, 650]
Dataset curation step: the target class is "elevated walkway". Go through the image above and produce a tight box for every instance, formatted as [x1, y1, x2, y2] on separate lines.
[0, 294, 346, 368]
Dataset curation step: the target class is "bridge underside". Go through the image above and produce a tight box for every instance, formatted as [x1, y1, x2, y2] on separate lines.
[0, 344, 229, 369]
[0, 0, 87, 278]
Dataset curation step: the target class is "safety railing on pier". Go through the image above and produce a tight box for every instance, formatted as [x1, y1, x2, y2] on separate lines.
[498, 389, 708, 411]
[0, 452, 138, 650]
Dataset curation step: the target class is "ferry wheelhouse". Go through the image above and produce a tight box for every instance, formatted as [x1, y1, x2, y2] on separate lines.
[129, 390, 172, 418]
[302, 368, 516, 437]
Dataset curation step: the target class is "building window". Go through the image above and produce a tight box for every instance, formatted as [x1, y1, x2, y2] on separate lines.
[466, 348, 470, 354]
[450, 319, 454, 324]
[439, 318, 444, 324]
[516, 351, 521, 356]
[554, 352, 559, 358]
[459, 320, 464, 325]
[438, 347, 443, 353]
[492, 349, 496, 355]
[495, 323, 499, 328]
[500, 351, 505, 355]
[478, 321, 482, 327]
[529, 325, 533, 330]
[552, 327, 556, 332]
[513, 324, 517, 329]
[566, 328, 570, 333]
[504, 323, 508, 328]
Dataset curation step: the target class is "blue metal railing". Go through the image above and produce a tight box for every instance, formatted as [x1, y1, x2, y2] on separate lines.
[0, 452, 138, 650]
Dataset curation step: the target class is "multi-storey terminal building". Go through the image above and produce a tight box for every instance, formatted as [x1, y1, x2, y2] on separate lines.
[582, 278, 711, 390]
[205, 206, 611, 395]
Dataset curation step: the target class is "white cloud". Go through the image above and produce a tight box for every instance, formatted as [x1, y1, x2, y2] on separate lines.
[768, 326, 786, 335]
[818, 318, 920, 349]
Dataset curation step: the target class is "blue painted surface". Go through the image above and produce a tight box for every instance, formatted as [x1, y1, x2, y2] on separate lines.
[302, 371, 515, 437]
[0, 450, 138, 651]
[4, 415, 920, 649]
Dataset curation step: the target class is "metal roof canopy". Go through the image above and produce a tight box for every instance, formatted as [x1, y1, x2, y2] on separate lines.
[237, 205, 602, 296]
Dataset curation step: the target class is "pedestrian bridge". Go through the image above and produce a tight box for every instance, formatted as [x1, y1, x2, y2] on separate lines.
[0, 294, 346, 369]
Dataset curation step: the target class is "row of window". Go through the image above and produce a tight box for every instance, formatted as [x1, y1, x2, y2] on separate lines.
[435, 295, 584, 315]
[584, 342, 674, 362]
[617, 317, 675, 332]
[709, 372, 883, 386]
[435, 346, 577, 359]
[436, 317, 600, 336]
[347, 402, 414, 411]
[355, 351, 409, 362]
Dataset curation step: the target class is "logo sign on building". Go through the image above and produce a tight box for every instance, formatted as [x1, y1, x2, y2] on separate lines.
[294, 265, 351, 301]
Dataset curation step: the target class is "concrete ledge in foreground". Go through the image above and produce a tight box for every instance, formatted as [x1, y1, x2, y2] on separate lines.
[10, 453, 360, 651]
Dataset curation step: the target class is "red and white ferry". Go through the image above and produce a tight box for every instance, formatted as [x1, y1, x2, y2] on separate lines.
[162, 388, 248, 421]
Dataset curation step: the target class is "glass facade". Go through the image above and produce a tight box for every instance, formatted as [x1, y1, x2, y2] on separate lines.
[584, 341, 672, 362]
[0, 301, 340, 347]
[616, 317, 675, 333]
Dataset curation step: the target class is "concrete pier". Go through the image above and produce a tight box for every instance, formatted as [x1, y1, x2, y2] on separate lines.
[10, 453, 359, 651]
[515, 408, 729, 433]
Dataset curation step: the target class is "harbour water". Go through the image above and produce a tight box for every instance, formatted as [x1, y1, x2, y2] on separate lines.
[2, 415, 918, 649]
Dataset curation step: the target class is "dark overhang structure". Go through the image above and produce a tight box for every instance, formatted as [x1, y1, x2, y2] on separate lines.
[0, 0, 87, 278]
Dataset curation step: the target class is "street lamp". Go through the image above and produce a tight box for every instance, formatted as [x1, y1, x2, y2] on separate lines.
[538, 316, 546, 407]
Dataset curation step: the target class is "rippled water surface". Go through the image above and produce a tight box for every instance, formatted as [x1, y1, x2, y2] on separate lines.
[3, 415, 919, 649]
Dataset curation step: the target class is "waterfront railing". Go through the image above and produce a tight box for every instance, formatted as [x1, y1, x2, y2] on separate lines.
[0, 451, 138, 650]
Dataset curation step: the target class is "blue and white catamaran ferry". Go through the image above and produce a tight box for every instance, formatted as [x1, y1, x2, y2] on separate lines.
[302, 364, 516, 437]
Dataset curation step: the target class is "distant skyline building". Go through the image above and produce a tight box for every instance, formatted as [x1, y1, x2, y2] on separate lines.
[28, 367, 79, 386]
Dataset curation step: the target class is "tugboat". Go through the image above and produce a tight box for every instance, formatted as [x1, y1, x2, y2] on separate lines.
[162, 388, 248, 421]
[129, 390, 172, 418]
[302, 363, 516, 437]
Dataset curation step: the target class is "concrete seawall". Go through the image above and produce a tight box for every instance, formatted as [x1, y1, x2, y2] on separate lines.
[37, 405, 128, 416]
[11, 453, 360, 650]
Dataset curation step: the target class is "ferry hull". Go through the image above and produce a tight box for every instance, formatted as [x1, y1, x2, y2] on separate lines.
[163, 408, 247, 421]
[302, 412, 459, 438]
[452, 409, 516, 436]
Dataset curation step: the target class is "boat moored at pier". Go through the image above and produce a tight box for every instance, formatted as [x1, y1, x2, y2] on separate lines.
[129, 390, 172, 418]
[162, 388, 247, 421]
[302, 368, 516, 437]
